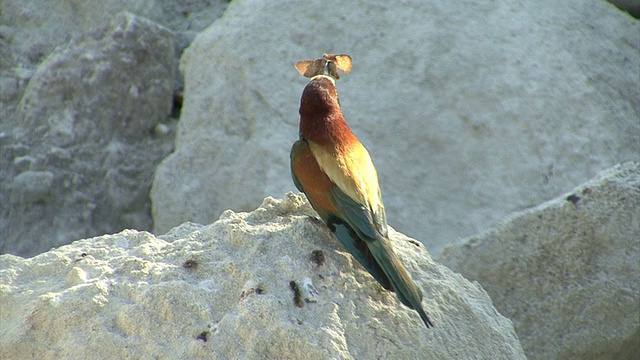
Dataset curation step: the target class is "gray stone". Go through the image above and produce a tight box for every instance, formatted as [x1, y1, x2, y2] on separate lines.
[10, 171, 54, 203]
[0, 0, 229, 257]
[0, 13, 177, 257]
[0, 0, 228, 124]
[0, 193, 526, 359]
[439, 162, 640, 360]
[12, 155, 37, 172]
[151, 0, 640, 258]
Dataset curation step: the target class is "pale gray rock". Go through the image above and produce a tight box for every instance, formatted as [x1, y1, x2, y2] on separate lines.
[0, 13, 177, 257]
[439, 162, 640, 360]
[0, 0, 227, 67]
[151, 0, 640, 258]
[0, 193, 525, 359]
[0, 0, 229, 257]
[0, 0, 227, 121]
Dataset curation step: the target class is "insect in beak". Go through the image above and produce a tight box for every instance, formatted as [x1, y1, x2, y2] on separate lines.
[295, 53, 353, 80]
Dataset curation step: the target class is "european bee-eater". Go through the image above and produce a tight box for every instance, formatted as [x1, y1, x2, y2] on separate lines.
[290, 59, 433, 328]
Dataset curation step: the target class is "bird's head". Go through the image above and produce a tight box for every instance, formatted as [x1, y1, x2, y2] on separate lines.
[299, 75, 340, 118]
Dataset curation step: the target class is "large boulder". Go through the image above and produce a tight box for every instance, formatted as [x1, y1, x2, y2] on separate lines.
[0, 13, 177, 257]
[151, 0, 640, 256]
[0, 194, 525, 359]
[0, 1, 229, 257]
[439, 161, 640, 360]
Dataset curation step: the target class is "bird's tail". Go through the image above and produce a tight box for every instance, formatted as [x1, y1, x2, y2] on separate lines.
[367, 237, 434, 328]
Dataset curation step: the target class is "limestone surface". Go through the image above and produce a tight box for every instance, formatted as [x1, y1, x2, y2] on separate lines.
[0, 194, 525, 359]
[151, 0, 640, 257]
[439, 162, 640, 360]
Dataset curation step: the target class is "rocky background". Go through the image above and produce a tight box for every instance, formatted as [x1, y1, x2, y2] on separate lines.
[440, 162, 639, 359]
[0, 0, 638, 358]
[1, 0, 638, 258]
[150, 0, 639, 257]
[1, 0, 230, 257]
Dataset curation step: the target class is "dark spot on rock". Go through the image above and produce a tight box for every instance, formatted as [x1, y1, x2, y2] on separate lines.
[183, 259, 198, 271]
[74, 252, 88, 262]
[408, 239, 422, 247]
[566, 194, 581, 205]
[171, 90, 184, 119]
[240, 285, 265, 299]
[290, 281, 304, 308]
[309, 216, 326, 227]
[310, 250, 325, 266]
[196, 331, 208, 342]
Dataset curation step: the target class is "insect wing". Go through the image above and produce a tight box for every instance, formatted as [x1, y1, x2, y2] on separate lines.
[334, 54, 352, 73]
[295, 59, 326, 77]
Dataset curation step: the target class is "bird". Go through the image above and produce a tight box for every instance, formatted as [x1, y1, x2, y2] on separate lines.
[290, 57, 434, 328]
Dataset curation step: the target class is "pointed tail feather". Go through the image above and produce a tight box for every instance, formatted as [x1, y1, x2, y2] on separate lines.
[368, 237, 434, 328]
[330, 221, 393, 291]
[327, 216, 433, 328]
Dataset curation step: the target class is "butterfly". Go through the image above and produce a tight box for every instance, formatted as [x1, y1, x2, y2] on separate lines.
[295, 53, 352, 79]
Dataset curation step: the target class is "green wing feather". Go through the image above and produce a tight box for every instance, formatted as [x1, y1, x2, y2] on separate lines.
[329, 184, 433, 327]
[328, 184, 386, 241]
[328, 219, 393, 291]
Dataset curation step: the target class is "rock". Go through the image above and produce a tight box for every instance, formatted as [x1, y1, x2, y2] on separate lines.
[439, 162, 640, 360]
[0, 0, 228, 66]
[0, 193, 526, 359]
[0, 13, 177, 257]
[19, 13, 176, 143]
[151, 0, 640, 257]
[10, 171, 54, 204]
[0, 0, 228, 125]
[0, 1, 230, 257]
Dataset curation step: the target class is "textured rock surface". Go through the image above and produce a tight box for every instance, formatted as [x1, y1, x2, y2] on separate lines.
[151, 0, 640, 257]
[0, 13, 177, 257]
[439, 162, 640, 360]
[0, 194, 525, 359]
[0, 1, 228, 257]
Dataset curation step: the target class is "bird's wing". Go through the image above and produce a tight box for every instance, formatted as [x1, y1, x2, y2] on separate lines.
[328, 185, 380, 241]
[307, 140, 388, 238]
[290, 138, 393, 289]
[330, 184, 431, 327]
